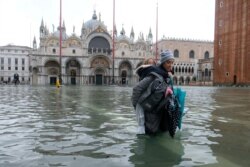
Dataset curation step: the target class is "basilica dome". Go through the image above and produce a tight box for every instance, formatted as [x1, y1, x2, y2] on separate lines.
[84, 10, 107, 30]
[52, 25, 68, 40]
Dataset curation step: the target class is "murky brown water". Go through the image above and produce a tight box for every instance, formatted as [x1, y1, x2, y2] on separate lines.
[0, 85, 249, 167]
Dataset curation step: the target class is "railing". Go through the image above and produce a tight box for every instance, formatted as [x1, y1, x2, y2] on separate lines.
[88, 48, 112, 55]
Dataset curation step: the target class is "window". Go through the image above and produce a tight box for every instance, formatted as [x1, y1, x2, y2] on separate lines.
[122, 51, 125, 56]
[15, 58, 18, 65]
[219, 20, 223, 27]
[8, 58, 11, 65]
[22, 58, 25, 65]
[52, 48, 56, 53]
[189, 50, 195, 59]
[72, 49, 76, 54]
[174, 49, 179, 58]
[220, 1, 223, 8]
[1, 67, 3, 70]
[219, 40, 222, 46]
[204, 51, 209, 59]
[8, 67, 11, 70]
[1, 57, 4, 64]
[22, 77, 24, 81]
[1, 77, 3, 81]
[15, 67, 18, 70]
[22, 67, 25, 71]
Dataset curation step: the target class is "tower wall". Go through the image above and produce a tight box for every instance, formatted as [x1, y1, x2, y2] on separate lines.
[214, 0, 250, 85]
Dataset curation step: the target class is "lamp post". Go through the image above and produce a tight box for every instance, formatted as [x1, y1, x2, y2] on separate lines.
[155, 1, 158, 62]
[59, 0, 62, 84]
[112, 0, 115, 84]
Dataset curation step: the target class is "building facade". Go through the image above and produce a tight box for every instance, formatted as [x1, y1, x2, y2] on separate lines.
[214, 0, 250, 86]
[0, 11, 214, 86]
[0, 45, 31, 84]
[29, 11, 153, 86]
[154, 38, 214, 85]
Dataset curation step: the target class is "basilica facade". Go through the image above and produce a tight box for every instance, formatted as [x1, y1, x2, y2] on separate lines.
[29, 11, 153, 86]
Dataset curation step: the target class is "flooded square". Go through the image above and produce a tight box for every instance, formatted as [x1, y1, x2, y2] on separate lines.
[0, 86, 250, 167]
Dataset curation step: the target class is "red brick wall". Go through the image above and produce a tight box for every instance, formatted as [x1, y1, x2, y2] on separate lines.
[214, 0, 250, 85]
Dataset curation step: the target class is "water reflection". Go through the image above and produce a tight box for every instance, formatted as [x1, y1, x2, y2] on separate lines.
[176, 87, 219, 166]
[129, 134, 184, 167]
[0, 86, 250, 167]
[210, 88, 250, 167]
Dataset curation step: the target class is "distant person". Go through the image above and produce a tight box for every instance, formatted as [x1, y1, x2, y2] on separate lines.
[136, 57, 156, 81]
[143, 57, 156, 66]
[13, 73, 20, 85]
[132, 50, 180, 136]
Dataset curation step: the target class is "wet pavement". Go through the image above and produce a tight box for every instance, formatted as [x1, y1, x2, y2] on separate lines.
[0, 85, 250, 167]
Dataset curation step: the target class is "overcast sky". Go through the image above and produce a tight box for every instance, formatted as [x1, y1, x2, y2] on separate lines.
[0, 0, 215, 47]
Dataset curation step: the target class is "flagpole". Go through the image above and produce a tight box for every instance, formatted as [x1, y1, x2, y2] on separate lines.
[112, 0, 115, 84]
[155, 1, 158, 61]
[59, 0, 62, 85]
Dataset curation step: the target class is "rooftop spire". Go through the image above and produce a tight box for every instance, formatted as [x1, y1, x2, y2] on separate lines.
[92, 10, 97, 20]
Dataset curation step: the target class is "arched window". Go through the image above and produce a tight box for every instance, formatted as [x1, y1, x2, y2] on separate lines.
[88, 36, 110, 54]
[204, 51, 209, 59]
[205, 68, 209, 77]
[175, 67, 178, 73]
[189, 50, 195, 58]
[52, 48, 56, 53]
[122, 51, 125, 56]
[174, 49, 179, 58]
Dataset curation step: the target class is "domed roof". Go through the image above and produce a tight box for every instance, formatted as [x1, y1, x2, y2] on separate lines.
[52, 30, 68, 40]
[116, 26, 132, 43]
[52, 21, 68, 40]
[84, 10, 106, 30]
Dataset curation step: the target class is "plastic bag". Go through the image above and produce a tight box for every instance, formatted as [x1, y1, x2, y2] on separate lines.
[135, 104, 145, 134]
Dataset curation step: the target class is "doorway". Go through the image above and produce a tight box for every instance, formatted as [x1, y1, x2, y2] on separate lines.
[233, 75, 237, 85]
[121, 70, 127, 85]
[70, 69, 76, 85]
[50, 77, 57, 85]
[96, 74, 103, 85]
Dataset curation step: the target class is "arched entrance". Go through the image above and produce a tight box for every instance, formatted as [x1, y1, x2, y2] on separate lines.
[119, 61, 132, 85]
[90, 56, 110, 85]
[173, 76, 178, 85]
[121, 70, 127, 84]
[66, 59, 81, 85]
[179, 76, 184, 85]
[95, 68, 105, 85]
[186, 77, 190, 85]
[44, 60, 60, 85]
[70, 69, 76, 85]
[32, 67, 39, 85]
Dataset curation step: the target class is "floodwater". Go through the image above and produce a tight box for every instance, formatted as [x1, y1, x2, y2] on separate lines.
[0, 85, 250, 167]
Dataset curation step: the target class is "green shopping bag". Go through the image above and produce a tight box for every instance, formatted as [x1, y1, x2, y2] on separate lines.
[174, 87, 186, 129]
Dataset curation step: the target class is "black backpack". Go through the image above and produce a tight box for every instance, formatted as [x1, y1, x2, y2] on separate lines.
[140, 72, 168, 113]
